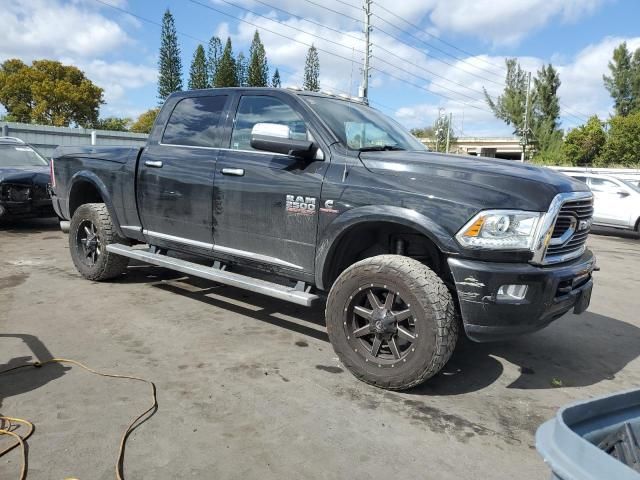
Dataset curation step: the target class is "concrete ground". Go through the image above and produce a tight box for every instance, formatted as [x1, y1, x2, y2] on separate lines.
[1, 218, 639, 480]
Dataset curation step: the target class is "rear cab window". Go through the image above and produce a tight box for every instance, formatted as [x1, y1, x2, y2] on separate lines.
[162, 95, 228, 148]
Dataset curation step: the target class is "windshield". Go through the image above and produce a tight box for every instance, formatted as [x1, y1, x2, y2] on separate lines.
[0, 144, 48, 167]
[302, 96, 426, 152]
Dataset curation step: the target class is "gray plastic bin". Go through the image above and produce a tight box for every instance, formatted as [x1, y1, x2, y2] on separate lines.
[536, 388, 640, 479]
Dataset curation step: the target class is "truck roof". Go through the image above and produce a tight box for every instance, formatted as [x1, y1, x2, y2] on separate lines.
[166, 87, 368, 105]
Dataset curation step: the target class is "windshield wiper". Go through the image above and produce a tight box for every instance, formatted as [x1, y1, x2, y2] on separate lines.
[357, 145, 405, 152]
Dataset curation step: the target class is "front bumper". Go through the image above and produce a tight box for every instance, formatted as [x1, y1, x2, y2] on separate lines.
[448, 249, 596, 342]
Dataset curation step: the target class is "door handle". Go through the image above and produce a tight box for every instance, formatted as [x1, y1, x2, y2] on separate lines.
[221, 168, 245, 176]
[145, 160, 163, 168]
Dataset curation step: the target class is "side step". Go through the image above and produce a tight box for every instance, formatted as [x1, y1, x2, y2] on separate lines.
[106, 243, 321, 307]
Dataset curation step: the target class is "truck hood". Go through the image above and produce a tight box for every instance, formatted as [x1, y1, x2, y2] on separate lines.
[0, 165, 51, 186]
[359, 151, 589, 212]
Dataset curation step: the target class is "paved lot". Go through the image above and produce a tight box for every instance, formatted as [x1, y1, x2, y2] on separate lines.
[1, 219, 639, 479]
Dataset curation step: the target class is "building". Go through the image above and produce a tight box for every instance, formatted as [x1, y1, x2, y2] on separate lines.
[419, 136, 522, 160]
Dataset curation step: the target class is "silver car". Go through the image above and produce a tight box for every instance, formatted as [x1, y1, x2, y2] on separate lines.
[563, 172, 640, 235]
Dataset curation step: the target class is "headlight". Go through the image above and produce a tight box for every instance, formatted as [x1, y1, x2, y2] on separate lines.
[456, 210, 543, 250]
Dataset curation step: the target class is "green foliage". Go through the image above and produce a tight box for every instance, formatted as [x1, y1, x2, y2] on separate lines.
[206, 36, 223, 88]
[130, 108, 160, 134]
[236, 52, 248, 87]
[484, 58, 528, 133]
[188, 44, 208, 90]
[562, 116, 606, 166]
[247, 31, 269, 87]
[409, 126, 434, 138]
[532, 64, 562, 152]
[0, 58, 103, 127]
[93, 117, 131, 131]
[271, 68, 281, 88]
[531, 132, 566, 165]
[303, 44, 320, 92]
[158, 9, 182, 101]
[598, 111, 640, 167]
[214, 38, 238, 88]
[603, 42, 639, 117]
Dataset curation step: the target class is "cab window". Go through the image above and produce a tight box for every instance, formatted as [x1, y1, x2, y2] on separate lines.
[588, 177, 619, 192]
[162, 95, 228, 148]
[230, 96, 307, 151]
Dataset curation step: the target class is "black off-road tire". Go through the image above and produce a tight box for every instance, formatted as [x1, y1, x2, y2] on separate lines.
[326, 255, 459, 390]
[69, 203, 129, 281]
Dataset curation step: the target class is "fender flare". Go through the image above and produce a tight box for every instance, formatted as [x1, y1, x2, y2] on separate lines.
[68, 171, 125, 238]
[314, 205, 459, 290]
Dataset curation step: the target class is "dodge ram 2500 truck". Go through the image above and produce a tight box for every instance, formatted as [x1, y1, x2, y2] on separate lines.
[51, 88, 596, 390]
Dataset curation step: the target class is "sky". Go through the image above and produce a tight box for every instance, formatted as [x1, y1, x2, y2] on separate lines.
[1, 0, 639, 136]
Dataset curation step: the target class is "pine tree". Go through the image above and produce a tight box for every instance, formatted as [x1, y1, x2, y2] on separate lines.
[271, 68, 281, 88]
[484, 58, 528, 133]
[157, 9, 182, 101]
[603, 42, 640, 116]
[236, 52, 248, 87]
[188, 44, 208, 90]
[303, 44, 320, 92]
[214, 38, 238, 87]
[532, 64, 562, 152]
[207, 36, 222, 88]
[247, 30, 269, 87]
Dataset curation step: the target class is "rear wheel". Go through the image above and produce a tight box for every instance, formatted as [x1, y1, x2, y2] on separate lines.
[325, 255, 459, 390]
[69, 203, 129, 281]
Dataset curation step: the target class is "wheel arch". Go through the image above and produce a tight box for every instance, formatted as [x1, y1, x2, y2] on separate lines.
[68, 171, 124, 237]
[315, 206, 458, 290]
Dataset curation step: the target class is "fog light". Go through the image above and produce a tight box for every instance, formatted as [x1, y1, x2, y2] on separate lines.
[497, 284, 528, 301]
[0, 205, 5, 217]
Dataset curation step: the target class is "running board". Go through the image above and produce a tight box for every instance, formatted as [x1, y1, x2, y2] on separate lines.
[106, 244, 320, 307]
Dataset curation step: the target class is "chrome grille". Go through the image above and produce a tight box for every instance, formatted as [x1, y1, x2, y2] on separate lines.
[544, 197, 593, 262]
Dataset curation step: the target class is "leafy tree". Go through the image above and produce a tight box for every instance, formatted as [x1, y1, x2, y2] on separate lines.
[633, 49, 640, 113]
[247, 31, 268, 87]
[603, 42, 638, 117]
[130, 108, 160, 134]
[0, 59, 103, 127]
[484, 58, 528, 133]
[93, 117, 131, 131]
[207, 36, 223, 87]
[598, 111, 640, 167]
[271, 68, 281, 88]
[188, 44, 208, 90]
[303, 44, 320, 92]
[158, 9, 182, 101]
[236, 52, 248, 87]
[562, 116, 606, 166]
[214, 38, 237, 87]
[409, 126, 434, 138]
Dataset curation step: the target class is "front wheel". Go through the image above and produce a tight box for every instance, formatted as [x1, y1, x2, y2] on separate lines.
[69, 203, 129, 281]
[325, 255, 459, 390]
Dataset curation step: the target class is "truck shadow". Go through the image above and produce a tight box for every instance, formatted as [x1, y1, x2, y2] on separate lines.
[0, 217, 59, 234]
[117, 266, 639, 395]
[0, 334, 68, 411]
[413, 311, 640, 395]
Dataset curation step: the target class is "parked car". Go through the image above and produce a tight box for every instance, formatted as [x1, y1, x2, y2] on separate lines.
[50, 87, 596, 390]
[562, 172, 640, 235]
[0, 136, 54, 221]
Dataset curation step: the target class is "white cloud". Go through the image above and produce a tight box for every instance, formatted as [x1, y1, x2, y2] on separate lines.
[0, 0, 131, 59]
[0, 0, 157, 119]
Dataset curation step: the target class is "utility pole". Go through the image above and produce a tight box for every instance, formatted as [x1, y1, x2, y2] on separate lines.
[445, 112, 453, 153]
[520, 71, 532, 163]
[359, 0, 372, 102]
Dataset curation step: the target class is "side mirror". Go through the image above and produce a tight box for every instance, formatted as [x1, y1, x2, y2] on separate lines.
[616, 189, 630, 197]
[250, 123, 315, 160]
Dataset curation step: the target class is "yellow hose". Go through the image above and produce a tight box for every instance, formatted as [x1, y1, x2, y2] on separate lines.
[0, 358, 157, 480]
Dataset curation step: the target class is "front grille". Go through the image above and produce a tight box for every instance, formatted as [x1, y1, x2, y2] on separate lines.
[0, 183, 31, 202]
[544, 197, 593, 262]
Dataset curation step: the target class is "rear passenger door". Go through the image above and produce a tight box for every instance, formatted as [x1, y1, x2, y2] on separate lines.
[137, 94, 230, 252]
[212, 94, 328, 274]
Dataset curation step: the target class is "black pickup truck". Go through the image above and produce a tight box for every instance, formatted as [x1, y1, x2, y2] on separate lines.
[51, 87, 596, 390]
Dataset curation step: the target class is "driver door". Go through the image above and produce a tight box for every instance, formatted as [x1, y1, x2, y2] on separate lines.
[213, 94, 328, 274]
